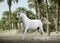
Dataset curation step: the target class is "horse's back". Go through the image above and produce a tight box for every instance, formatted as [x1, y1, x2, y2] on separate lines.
[30, 19, 42, 24]
[27, 19, 42, 29]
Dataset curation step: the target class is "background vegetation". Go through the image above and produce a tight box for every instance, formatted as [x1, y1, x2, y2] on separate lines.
[0, 0, 60, 35]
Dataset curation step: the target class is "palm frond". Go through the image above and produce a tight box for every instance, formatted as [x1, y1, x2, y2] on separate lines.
[0, 0, 4, 2]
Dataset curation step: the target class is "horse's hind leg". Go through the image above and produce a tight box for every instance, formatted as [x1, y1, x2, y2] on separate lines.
[33, 27, 44, 40]
[33, 29, 39, 40]
[37, 27, 42, 34]
[39, 26, 46, 38]
[39, 25, 44, 34]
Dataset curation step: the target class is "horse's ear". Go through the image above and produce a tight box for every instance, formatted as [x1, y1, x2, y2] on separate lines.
[22, 11, 26, 14]
[20, 11, 23, 13]
[41, 14, 44, 17]
[16, 14, 19, 20]
[18, 13, 20, 15]
[17, 12, 20, 16]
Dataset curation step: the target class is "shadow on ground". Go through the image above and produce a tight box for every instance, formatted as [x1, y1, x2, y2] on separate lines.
[0, 33, 60, 43]
[0, 39, 60, 43]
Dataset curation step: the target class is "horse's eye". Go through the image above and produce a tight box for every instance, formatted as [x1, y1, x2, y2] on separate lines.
[18, 14, 20, 15]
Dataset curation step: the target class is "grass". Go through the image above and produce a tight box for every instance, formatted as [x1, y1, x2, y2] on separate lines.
[0, 29, 19, 36]
[0, 29, 60, 36]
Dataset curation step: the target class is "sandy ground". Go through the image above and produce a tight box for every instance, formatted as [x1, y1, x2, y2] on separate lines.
[0, 30, 60, 43]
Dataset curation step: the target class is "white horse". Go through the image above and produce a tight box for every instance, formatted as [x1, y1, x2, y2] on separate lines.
[16, 12, 45, 40]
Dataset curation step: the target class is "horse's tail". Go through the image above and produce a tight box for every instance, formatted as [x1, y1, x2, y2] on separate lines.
[41, 17, 51, 24]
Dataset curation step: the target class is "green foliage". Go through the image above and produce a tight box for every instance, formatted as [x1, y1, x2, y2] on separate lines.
[28, 3, 35, 8]
[28, 0, 43, 8]
[0, 0, 4, 2]
[50, 0, 60, 3]
[15, 7, 27, 13]
[0, 0, 60, 32]
[37, 0, 43, 4]
[0, 7, 35, 30]
[7, 0, 18, 6]
[28, 0, 35, 2]
[26, 10, 35, 19]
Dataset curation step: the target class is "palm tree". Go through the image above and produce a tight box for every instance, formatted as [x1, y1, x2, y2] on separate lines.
[0, 19, 5, 30]
[45, 0, 50, 35]
[28, 0, 43, 19]
[11, 11, 18, 29]
[37, 0, 42, 19]
[1, 17, 6, 30]
[50, 0, 59, 33]
[7, 0, 18, 29]
[2, 11, 10, 30]
[55, 0, 59, 33]
[2, 11, 9, 24]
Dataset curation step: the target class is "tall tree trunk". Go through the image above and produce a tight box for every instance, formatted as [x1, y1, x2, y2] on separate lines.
[37, 4, 40, 19]
[36, 0, 40, 19]
[55, 2, 58, 32]
[16, 21, 18, 29]
[37, 2, 40, 19]
[12, 22, 13, 29]
[9, 6, 11, 30]
[35, 0, 38, 19]
[46, 0, 50, 35]
[19, 21, 21, 30]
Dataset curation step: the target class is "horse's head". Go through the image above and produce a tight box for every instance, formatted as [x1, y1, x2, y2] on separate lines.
[16, 12, 26, 20]
[16, 13, 20, 19]
[16, 12, 23, 19]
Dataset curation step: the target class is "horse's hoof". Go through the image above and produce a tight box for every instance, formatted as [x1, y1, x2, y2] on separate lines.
[22, 39, 24, 40]
[21, 38, 24, 40]
[21, 37, 22, 38]
[21, 37, 25, 40]
[32, 38, 37, 40]
[32, 39, 34, 40]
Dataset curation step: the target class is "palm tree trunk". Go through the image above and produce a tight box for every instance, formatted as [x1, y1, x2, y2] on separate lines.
[46, 0, 50, 35]
[12, 22, 13, 29]
[9, 6, 11, 30]
[29, 0, 41, 19]
[16, 21, 18, 29]
[37, 2, 40, 19]
[35, 0, 38, 19]
[19, 21, 21, 30]
[55, 2, 58, 32]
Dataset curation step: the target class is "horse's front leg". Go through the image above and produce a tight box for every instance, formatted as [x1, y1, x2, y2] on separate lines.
[22, 27, 28, 40]
[21, 25, 24, 33]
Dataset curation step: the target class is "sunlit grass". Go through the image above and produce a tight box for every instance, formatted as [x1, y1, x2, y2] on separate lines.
[0, 29, 19, 36]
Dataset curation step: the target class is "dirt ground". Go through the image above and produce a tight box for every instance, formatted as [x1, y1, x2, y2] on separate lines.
[0, 30, 60, 43]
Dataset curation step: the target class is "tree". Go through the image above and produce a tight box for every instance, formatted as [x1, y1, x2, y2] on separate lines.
[28, 0, 43, 19]
[26, 10, 35, 19]
[55, 0, 59, 32]
[7, 0, 18, 29]
[2, 11, 10, 30]
[2, 11, 9, 24]
[45, 0, 50, 35]
[50, 0, 59, 32]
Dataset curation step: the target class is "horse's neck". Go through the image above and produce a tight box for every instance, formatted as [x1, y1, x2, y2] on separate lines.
[22, 14, 29, 23]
